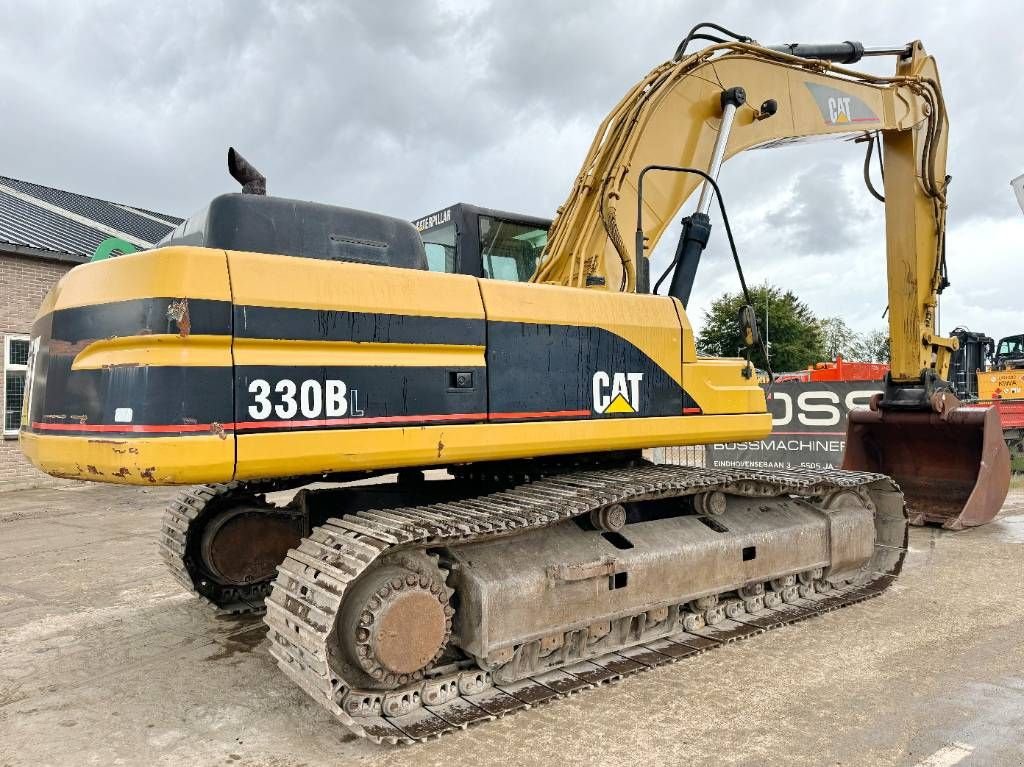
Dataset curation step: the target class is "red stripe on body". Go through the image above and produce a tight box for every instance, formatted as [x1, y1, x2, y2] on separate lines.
[489, 409, 591, 420]
[32, 421, 215, 433]
[231, 412, 487, 431]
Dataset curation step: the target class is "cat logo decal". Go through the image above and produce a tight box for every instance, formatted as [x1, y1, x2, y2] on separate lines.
[592, 372, 643, 414]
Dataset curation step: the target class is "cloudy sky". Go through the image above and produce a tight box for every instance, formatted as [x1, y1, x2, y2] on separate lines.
[1, 1, 1021, 342]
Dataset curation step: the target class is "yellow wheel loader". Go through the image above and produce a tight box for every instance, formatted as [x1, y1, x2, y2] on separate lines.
[19, 25, 1009, 742]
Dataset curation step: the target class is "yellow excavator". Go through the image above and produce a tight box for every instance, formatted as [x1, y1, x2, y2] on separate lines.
[19, 25, 1009, 742]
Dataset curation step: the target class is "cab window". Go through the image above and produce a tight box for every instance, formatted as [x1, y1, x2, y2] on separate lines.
[421, 222, 457, 273]
[478, 215, 548, 282]
[998, 336, 1023, 358]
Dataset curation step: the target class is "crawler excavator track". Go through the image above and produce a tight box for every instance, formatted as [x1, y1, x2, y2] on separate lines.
[254, 463, 906, 744]
[159, 480, 306, 615]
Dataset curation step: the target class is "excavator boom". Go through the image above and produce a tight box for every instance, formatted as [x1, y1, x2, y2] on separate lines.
[533, 37, 1008, 527]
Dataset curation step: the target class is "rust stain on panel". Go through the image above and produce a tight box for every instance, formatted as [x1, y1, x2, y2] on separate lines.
[167, 299, 191, 338]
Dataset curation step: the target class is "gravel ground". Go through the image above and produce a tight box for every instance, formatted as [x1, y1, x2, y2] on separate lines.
[0, 482, 1022, 767]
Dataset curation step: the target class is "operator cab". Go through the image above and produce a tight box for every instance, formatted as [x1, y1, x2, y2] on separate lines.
[994, 334, 1024, 370]
[413, 203, 552, 282]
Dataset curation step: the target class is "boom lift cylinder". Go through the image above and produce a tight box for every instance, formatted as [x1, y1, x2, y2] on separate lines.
[667, 87, 745, 306]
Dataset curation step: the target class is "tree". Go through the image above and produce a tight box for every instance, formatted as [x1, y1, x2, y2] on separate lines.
[696, 284, 825, 372]
[851, 328, 890, 363]
[819, 316, 860, 360]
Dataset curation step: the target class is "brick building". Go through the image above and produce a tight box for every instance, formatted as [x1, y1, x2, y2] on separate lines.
[0, 176, 180, 489]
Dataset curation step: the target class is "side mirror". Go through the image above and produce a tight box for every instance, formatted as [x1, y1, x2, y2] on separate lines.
[738, 304, 761, 347]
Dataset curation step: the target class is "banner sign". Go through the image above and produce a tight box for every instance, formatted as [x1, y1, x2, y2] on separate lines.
[706, 380, 883, 471]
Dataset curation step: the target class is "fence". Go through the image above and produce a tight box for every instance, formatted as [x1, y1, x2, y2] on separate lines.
[645, 445, 707, 467]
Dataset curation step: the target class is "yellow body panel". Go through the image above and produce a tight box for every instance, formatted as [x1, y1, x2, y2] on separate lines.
[228, 250, 486, 318]
[234, 413, 771, 481]
[685, 357, 767, 415]
[20, 430, 234, 485]
[72, 334, 231, 370]
[22, 408, 771, 487]
[22, 244, 769, 485]
[231, 339, 485, 368]
[47, 246, 232, 308]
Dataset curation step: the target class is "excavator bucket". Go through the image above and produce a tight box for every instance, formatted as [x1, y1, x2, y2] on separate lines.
[843, 405, 1010, 530]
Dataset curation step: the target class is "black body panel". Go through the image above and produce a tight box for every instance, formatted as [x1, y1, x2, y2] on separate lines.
[486, 321, 682, 418]
[26, 304, 234, 436]
[47, 298, 230, 343]
[233, 365, 486, 432]
[160, 194, 428, 270]
[26, 299, 694, 437]
[234, 305, 485, 346]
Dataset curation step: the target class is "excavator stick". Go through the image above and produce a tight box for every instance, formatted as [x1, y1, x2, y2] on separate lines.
[843, 406, 1010, 530]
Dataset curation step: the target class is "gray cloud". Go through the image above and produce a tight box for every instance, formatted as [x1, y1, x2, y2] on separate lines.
[0, 0, 1021, 342]
[762, 160, 866, 256]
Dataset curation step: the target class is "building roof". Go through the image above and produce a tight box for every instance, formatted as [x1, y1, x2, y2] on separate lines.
[0, 175, 182, 264]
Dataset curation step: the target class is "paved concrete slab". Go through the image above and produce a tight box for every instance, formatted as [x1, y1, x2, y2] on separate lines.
[0, 483, 1022, 766]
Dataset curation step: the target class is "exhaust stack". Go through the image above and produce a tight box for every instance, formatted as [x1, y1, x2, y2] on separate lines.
[228, 147, 267, 195]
